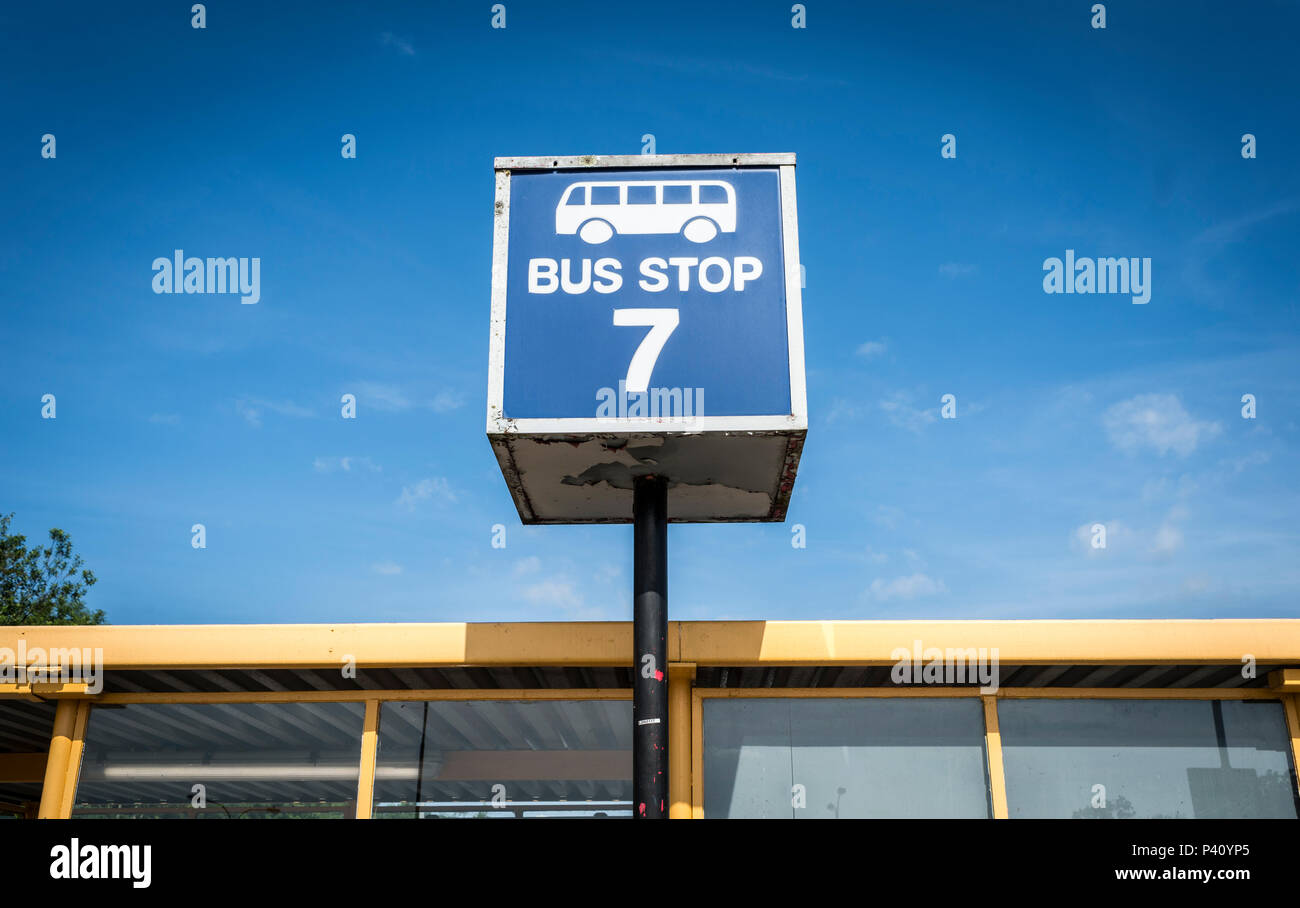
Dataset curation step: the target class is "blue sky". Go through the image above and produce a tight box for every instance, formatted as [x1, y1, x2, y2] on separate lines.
[1, 1, 1297, 624]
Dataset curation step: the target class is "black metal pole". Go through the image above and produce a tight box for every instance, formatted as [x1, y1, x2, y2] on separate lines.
[633, 474, 668, 818]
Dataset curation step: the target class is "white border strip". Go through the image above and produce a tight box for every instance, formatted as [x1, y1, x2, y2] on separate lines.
[779, 163, 808, 426]
[498, 415, 801, 434]
[495, 152, 795, 170]
[486, 168, 510, 433]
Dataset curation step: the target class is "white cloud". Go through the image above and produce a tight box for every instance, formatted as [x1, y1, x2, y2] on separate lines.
[430, 390, 466, 413]
[856, 340, 887, 358]
[396, 477, 457, 509]
[379, 31, 415, 56]
[880, 394, 937, 432]
[235, 397, 315, 428]
[352, 382, 465, 414]
[1071, 515, 1185, 558]
[826, 398, 868, 424]
[521, 578, 581, 608]
[1192, 198, 1299, 246]
[1141, 474, 1199, 503]
[1150, 505, 1189, 556]
[314, 456, 381, 474]
[355, 382, 411, 412]
[1140, 478, 1169, 501]
[519, 575, 611, 619]
[513, 556, 542, 576]
[1047, 384, 1094, 417]
[507, 567, 618, 619]
[872, 505, 905, 530]
[867, 573, 948, 601]
[1150, 523, 1183, 555]
[1221, 450, 1270, 474]
[1102, 393, 1221, 457]
[372, 561, 403, 575]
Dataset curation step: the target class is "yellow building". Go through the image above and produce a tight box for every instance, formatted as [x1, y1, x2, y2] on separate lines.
[3, 619, 1299, 819]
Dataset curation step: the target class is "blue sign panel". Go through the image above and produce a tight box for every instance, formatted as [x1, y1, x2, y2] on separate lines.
[502, 168, 791, 420]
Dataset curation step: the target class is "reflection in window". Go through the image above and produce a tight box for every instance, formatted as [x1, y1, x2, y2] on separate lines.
[0, 786, 39, 818]
[0, 700, 55, 816]
[999, 699, 1299, 819]
[703, 698, 991, 818]
[73, 702, 365, 818]
[372, 700, 632, 818]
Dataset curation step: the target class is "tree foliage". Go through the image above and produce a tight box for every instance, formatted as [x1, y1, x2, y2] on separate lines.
[0, 513, 104, 625]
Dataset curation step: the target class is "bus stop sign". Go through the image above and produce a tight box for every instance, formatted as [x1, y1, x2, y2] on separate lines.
[486, 153, 807, 523]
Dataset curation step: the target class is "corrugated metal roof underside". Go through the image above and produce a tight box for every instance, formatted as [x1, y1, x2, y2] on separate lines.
[0, 699, 57, 750]
[96, 665, 635, 694]
[695, 663, 1293, 688]
[93, 662, 1296, 693]
[1, 662, 1290, 759]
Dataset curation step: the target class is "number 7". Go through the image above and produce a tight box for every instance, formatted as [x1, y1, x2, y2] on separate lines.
[613, 308, 679, 393]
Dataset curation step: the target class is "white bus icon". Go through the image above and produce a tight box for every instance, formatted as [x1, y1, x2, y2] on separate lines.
[556, 179, 737, 244]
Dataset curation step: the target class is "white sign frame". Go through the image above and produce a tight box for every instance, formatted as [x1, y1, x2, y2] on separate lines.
[486, 153, 807, 523]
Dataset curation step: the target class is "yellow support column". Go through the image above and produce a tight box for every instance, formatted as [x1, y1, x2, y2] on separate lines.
[668, 663, 695, 818]
[691, 691, 705, 818]
[982, 696, 1010, 819]
[1283, 694, 1300, 800]
[355, 700, 380, 819]
[57, 701, 90, 818]
[37, 699, 78, 819]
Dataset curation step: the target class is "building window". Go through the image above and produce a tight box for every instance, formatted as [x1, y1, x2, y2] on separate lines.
[999, 699, 1300, 818]
[73, 702, 365, 818]
[372, 700, 632, 818]
[703, 697, 991, 818]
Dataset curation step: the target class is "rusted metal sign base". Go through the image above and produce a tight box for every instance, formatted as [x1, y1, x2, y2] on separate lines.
[489, 430, 805, 524]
